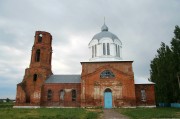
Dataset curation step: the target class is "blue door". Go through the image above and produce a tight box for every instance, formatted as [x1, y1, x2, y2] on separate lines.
[104, 92, 112, 108]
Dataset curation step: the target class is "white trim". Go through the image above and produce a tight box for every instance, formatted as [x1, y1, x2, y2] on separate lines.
[13, 106, 40, 108]
[137, 105, 156, 108]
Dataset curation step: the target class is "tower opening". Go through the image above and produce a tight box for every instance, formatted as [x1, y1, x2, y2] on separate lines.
[35, 49, 40, 62]
[38, 34, 42, 43]
[33, 74, 37, 81]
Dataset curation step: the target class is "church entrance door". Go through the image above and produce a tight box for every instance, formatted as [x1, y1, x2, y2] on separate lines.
[104, 88, 112, 108]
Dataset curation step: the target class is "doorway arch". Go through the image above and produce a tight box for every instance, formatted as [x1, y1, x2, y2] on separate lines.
[104, 88, 112, 108]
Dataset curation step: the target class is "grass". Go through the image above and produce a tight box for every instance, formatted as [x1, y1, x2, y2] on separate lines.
[1, 102, 179, 119]
[0, 103, 100, 119]
[0, 102, 14, 108]
[116, 107, 180, 119]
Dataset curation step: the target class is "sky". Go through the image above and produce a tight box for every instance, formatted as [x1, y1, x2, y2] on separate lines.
[0, 0, 180, 99]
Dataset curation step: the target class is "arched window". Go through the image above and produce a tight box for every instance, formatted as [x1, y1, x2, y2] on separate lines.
[100, 70, 115, 78]
[38, 34, 42, 43]
[47, 89, 52, 101]
[60, 90, 65, 101]
[35, 49, 40, 62]
[72, 90, 76, 101]
[33, 74, 37, 81]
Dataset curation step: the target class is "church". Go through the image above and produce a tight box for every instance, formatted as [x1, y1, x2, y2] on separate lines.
[15, 23, 155, 108]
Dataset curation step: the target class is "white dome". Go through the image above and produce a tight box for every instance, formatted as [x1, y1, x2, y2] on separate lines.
[91, 24, 120, 42]
[88, 23, 122, 61]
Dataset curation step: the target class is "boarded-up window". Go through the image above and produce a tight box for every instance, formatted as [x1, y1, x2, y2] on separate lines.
[60, 90, 65, 101]
[141, 90, 146, 102]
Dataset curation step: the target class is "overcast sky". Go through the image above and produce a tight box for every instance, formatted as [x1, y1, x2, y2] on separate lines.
[0, 0, 179, 99]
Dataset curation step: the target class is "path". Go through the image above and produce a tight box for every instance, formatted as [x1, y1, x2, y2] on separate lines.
[101, 109, 129, 119]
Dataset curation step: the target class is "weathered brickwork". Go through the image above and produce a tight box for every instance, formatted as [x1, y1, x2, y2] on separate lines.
[15, 31, 52, 106]
[135, 84, 155, 106]
[41, 83, 81, 107]
[15, 31, 156, 107]
[81, 61, 136, 107]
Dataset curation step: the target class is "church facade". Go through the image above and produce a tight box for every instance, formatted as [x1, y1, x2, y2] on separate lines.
[15, 23, 155, 108]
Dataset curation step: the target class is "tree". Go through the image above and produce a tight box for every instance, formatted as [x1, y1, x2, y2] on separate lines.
[6, 98, 10, 102]
[150, 26, 180, 103]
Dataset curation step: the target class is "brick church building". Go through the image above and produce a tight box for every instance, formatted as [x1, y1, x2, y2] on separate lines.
[15, 23, 155, 108]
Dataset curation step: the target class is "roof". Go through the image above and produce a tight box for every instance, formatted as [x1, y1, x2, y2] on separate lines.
[92, 31, 119, 41]
[134, 79, 155, 84]
[45, 75, 81, 83]
[81, 60, 133, 64]
[91, 23, 120, 42]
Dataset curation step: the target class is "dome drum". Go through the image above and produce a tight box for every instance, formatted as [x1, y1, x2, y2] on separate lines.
[89, 23, 122, 61]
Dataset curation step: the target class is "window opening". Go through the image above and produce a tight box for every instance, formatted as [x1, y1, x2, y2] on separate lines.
[100, 70, 115, 78]
[72, 90, 76, 101]
[35, 49, 40, 62]
[116, 44, 118, 56]
[92, 46, 94, 58]
[118, 45, 120, 57]
[95, 45, 97, 57]
[141, 90, 146, 102]
[103, 43, 106, 55]
[38, 34, 42, 43]
[33, 74, 37, 81]
[26, 95, 30, 103]
[107, 43, 110, 55]
[47, 90, 52, 101]
[60, 90, 65, 101]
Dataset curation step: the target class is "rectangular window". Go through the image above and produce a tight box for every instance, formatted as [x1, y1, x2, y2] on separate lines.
[60, 90, 65, 101]
[141, 90, 146, 102]
[92, 46, 94, 58]
[107, 43, 110, 55]
[72, 90, 76, 101]
[116, 44, 118, 56]
[95, 45, 97, 57]
[118, 45, 120, 57]
[103, 43, 106, 55]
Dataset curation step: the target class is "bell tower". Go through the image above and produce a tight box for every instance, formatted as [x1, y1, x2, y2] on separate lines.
[30, 31, 52, 69]
[15, 31, 53, 106]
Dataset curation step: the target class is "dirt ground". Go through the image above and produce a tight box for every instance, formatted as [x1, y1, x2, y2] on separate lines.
[100, 109, 129, 119]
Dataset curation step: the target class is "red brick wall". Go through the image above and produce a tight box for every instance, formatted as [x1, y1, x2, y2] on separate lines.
[135, 84, 156, 106]
[81, 61, 136, 107]
[41, 83, 81, 107]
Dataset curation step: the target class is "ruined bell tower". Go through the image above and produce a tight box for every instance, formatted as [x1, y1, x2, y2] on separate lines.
[15, 31, 53, 106]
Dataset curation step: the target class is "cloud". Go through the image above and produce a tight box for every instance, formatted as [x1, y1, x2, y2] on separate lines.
[0, 0, 180, 99]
